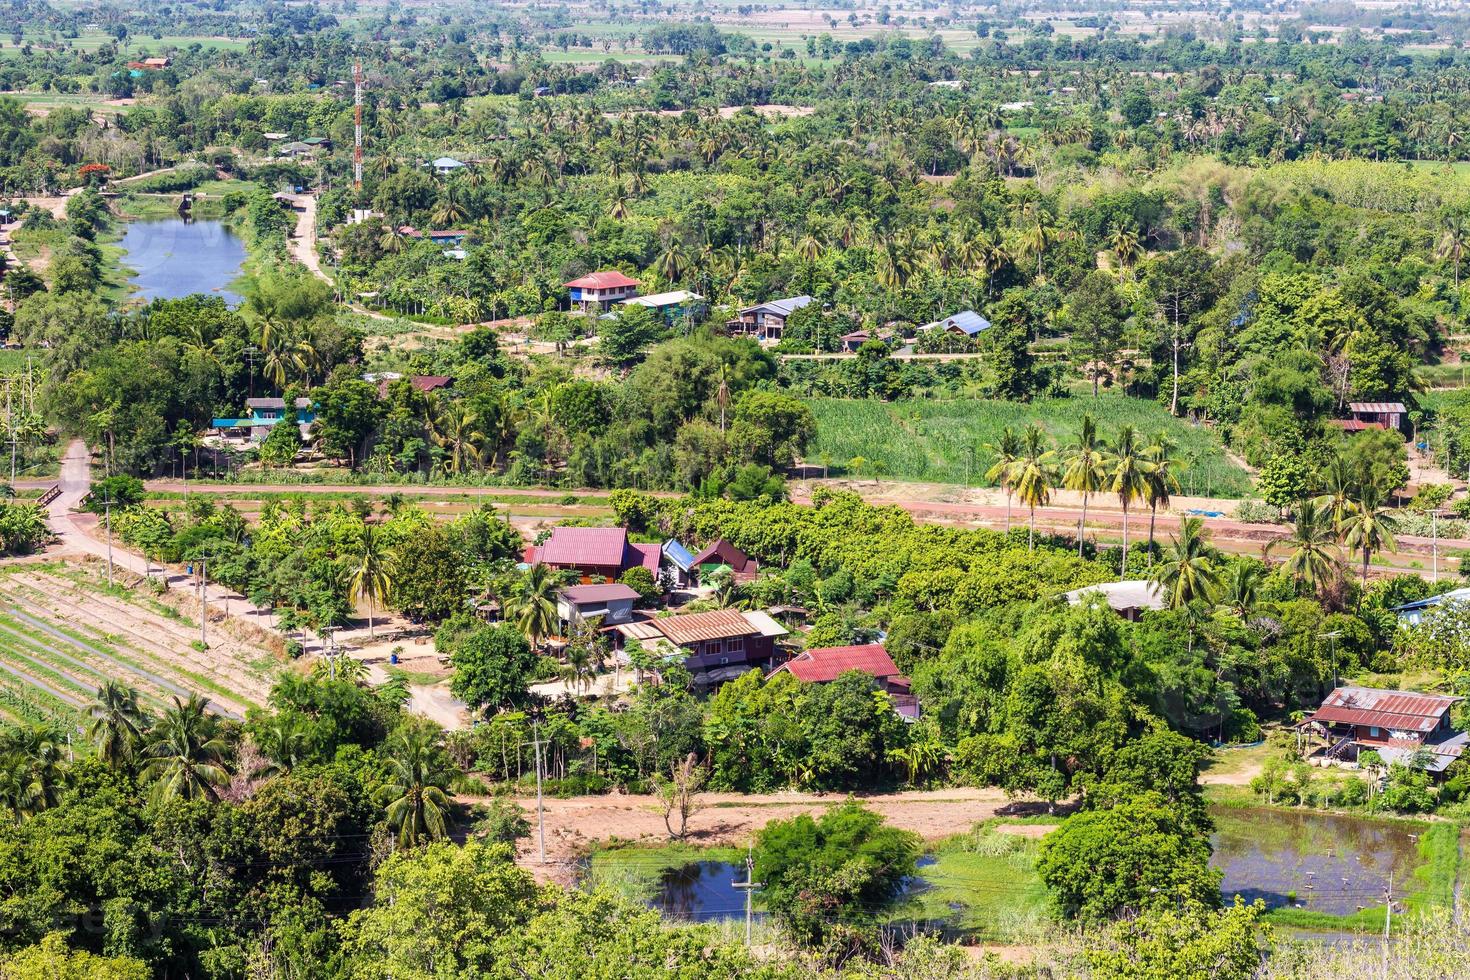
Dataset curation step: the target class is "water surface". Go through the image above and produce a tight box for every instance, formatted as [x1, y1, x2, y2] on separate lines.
[120, 219, 247, 304]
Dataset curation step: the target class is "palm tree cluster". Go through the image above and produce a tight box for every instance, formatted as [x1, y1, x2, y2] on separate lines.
[0, 676, 461, 849]
[986, 416, 1182, 569]
[1267, 458, 1399, 597]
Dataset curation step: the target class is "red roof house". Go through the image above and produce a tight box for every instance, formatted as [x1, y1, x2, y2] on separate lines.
[565, 271, 640, 312]
[691, 538, 759, 583]
[376, 375, 452, 399]
[771, 643, 918, 719]
[1300, 686, 1467, 773]
[529, 526, 660, 582]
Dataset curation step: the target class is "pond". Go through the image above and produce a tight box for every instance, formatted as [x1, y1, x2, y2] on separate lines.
[651, 857, 937, 924]
[119, 219, 247, 304]
[1210, 807, 1424, 915]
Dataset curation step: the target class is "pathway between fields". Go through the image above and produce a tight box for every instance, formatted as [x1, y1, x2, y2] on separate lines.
[45, 441, 280, 635]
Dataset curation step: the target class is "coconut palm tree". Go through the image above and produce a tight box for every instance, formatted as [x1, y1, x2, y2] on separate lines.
[1012, 423, 1056, 551]
[984, 426, 1022, 533]
[1062, 415, 1111, 557]
[1438, 212, 1470, 289]
[1313, 456, 1357, 529]
[348, 522, 393, 639]
[0, 724, 67, 819]
[1142, 433, 1182, 566]
[505, 563, 559, 648]
[430, 402, 486, 475]
[1268, 499, 1342, 597]
[251, 713, 310, 778]
[1148, 517, 1223, 609]
[1340, 482, 1398, 585]
[378, 726, 454, 847]
[1109, 425, 1155, 574]
[87, 681, 149, 768]
[139, 694, 232, 803]
[1217, 561, 1266, 618]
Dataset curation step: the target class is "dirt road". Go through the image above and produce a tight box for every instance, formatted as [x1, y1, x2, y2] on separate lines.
[492, 786, 1021, 884]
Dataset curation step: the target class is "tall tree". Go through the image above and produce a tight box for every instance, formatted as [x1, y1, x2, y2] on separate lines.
[1013, 423, 1056, 551]
[379, 726, 455, 847]
[1143, 433, 1182, 566]
[1340, 481, 1397, 585]
[1267, 498, 1342, 597]
[140, 693, 232, 803]
[984, 426, 1022, 533]
[1148, 517, 1222, 608]
[87, 681, 149, 768]
[1109, 425, 1155, 573]
[348, 522, 393, 639]
[1062, 415, 1111, 557]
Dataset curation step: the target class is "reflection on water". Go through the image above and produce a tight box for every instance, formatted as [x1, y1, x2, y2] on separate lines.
[1211, 807, 1420, 915]
[652, 856, 937, 923]
[120, 219, 247, 304]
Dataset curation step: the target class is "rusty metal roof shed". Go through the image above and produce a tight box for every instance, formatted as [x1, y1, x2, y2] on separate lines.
[1312, 686, 1460, 734]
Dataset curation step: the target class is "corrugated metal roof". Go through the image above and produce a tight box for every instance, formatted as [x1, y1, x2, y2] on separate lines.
[536, 527, 627, 567]
[565, 271, 639, 289]
[740, 295, 812, 317]
[559, 583, 640, 603]
[628, 542, 661, 573]
[1313, 687, 1460, 733]
[654, 609, 759, 646]
[920, 310, 991, 336]
[740, 610, 788, 639]
[622, 290, 702, 307]
[1348, 402, 1407, 414]
[778, 643, 899, 683]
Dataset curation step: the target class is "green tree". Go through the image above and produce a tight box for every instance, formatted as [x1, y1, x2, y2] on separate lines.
[1013, 423, 1056, 550]
[347, 522, 394, 639]
[86, 681, 149, 768]
[503, 563, 559, 648]
[1340, 481, 1397, 585]
[339, 841, 538, 977]
[754, 801, 920, 948]
[379, 725, 457, 847]
[1037, 792, 1221, 922]
[1148, 517, 1222, 608]
[0, 934, 150, 980]
[1084, 900, 1266, 980]
[1268, 499, 1342, 598]
[1109, 425, 1155, 573]
[139, 693, 232, 803]
[1258, 454, 1314, 514]
[445, 622, 539, 713]
[1062, 414, 1110, 557]
[1067, 273, 1127, 397]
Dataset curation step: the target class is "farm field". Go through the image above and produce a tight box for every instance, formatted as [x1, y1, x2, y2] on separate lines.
[0, 561, 277, 727]
[806, 395, 1255, 497]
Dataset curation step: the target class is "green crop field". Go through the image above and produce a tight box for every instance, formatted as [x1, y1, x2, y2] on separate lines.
[807, 394, 1254, 497]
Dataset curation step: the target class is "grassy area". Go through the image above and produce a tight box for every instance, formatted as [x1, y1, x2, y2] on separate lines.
[890, 823, 1054, 941]
[807, 394, 1254, 496]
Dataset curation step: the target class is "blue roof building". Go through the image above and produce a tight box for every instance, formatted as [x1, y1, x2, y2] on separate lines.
[1393, 588, 1470, 626]
[919, 310, 991, 336]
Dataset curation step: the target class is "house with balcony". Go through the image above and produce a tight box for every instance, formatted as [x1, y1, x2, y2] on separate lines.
[210, 397, 315, 444]
[1298, 686, 1468, 774]
[726, 295, 813, 343]
[615, 608, 788, 686]
[565, 271, 640, 313]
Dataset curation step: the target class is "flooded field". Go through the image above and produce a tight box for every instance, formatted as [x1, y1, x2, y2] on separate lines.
[1211, 807, 1428, 916]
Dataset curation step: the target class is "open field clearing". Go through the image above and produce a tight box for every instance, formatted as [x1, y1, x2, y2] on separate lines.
[807, 395, 1254, 496]
[0, 562, 278, 722]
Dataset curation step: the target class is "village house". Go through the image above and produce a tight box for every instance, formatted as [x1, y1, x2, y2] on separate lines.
[770, 643, 920, 719]
[1063, 580, 1167, 621]
[918, 310, 991, 338]
[210, 397, 315, 444]
[527, 526, 661, 582]
[690, 538, 760, 583]
[127, 57, 171, 71]
[618, 290, 705, 324]
[1345, 401, 1408, 437]
[370, 374, 453, 399]
[1299, 686, 1468, 774]
[429, 156, 467, 176]
[660, 540, 697, 588]
[615, 608, 788, 685]
[1393, 587, 1470, 626]
[726, 295, 813, 343]
[565, 271, 640, 313]
[556, 583, 640, 627]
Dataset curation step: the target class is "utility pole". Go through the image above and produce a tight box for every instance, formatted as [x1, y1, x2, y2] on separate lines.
[1432, 509, 1439, 583]
[1382, 876, 1393, 980]
[732, 844, 762, 946]
[102, 490, 114, 588]
[531, 717, 547, 863]
[197, 556, 208, 649]
[353, 57, 364, 191]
